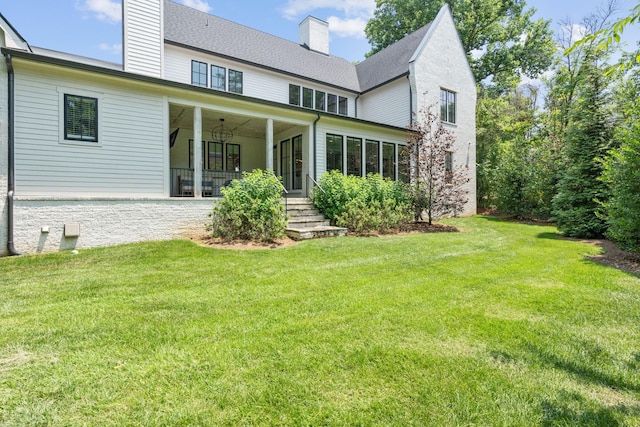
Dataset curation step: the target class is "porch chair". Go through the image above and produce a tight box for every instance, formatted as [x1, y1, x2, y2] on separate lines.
[202, 180, 214, 197]
[178, 176, 194, 196]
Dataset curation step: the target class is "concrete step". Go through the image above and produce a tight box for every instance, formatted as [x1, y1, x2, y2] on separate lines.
[286, 225, 348, 241]
[287, 216, 331, 227]
[287, 209, 322, 217]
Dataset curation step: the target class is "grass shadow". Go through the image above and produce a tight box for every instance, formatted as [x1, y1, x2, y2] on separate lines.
[525, 342, 639, 394]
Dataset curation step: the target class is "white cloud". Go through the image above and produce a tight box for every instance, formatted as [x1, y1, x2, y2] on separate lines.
[180, 0, 212, 13]
[281, 0, 374, 39]
[326, 16, 368, 39]
[77, 0, 122, 23]
[99, 42, 122, 55]
[559, 23, 588, 45]
[281, 0, 375, 19]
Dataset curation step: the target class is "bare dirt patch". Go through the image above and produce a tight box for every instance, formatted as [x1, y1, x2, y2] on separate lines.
[188, 221, 460, 250]
[582, 239, 640, 276]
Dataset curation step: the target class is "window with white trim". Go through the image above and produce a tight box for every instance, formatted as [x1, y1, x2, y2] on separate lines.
[64, 94, 98, 142]
[440, 88, 456, 124]
[191, 60, 208, 87]
[211, 65, 226, 90]
[229, 70, 243, 94]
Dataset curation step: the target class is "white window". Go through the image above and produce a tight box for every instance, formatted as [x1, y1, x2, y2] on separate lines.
[440, 88, 456, 124]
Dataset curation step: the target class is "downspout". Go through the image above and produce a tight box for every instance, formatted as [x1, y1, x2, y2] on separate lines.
[355, 94, 360, 118]
[313, 113, 320, 180]
[408, 74, 413, 126]
[5, 53, 21, 255]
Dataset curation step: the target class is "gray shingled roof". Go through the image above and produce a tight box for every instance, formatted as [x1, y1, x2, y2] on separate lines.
[163, 0, 433, 95]
[164, 0, 361, 92]
[356, 24, 431, 93]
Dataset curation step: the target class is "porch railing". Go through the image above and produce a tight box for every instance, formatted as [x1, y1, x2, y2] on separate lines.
[306, 174, 326, 198]
[171, 168, 242, 197]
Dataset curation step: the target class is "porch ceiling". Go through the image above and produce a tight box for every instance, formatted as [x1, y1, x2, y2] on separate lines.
[169, 105, 300, 140]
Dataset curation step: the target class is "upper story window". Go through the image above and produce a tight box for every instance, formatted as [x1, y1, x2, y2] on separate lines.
[327, 94, 337, 113]
[289, 84, 301, 106]
[191, 60, 208, 87]
[302, 87, 314, 109]
[64, 94, 98, 142]
[440, 88, 456, 124]
[339, 96, 348, 116]
[315, 90, 326, 111]
[229, 70, 243, 94]
[211, 65, 226, 90]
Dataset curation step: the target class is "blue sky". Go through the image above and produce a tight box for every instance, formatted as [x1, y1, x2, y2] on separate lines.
[2, 0, 638, 65]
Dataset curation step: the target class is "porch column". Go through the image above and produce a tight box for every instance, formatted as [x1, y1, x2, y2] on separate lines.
[266, 118, 274, 171]
[193, 106, 203, 198]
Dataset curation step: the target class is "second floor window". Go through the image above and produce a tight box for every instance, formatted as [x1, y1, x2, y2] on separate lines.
[211, 65, 226, 90]
[191, 60, 208, 87]
[440, 88, 456, 124]
[229, 70, 243, 94]
[338, 96, 348, 116]
[289, 84, 301, 106]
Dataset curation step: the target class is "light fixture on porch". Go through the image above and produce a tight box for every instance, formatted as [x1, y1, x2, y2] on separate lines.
[211, 118, 234, 143]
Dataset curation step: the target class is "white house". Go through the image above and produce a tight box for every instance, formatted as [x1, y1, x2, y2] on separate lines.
[0, 0, 476, 255]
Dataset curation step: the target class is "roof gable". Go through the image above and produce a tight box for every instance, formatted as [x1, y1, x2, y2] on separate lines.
[0, 12, 31, 51]
[356, 24, 431, 93]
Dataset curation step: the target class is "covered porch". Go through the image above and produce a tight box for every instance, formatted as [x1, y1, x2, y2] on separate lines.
[168, 103, 313, 198]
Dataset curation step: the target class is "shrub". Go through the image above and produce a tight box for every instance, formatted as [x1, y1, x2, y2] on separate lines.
[209, 169, 287, 242]
[311, 171, 412, 233]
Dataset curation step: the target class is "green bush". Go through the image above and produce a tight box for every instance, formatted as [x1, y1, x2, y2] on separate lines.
[311, 171, 412, 233]
[209, 169, 287, 242]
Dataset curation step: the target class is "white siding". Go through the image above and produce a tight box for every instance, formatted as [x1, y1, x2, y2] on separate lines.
[410, 6, 477, 215]
[0, 35, 8, 255]
[359, 78, 411, 128]
[124, 0, 163, 77]
[164, 44, 356, 117]
[13, 63, 167, 198]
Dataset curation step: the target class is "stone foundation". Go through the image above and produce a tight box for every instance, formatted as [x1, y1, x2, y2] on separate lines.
[11, 198, 216, 254]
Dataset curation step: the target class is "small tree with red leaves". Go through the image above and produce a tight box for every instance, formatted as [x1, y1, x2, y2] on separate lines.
[404, 103, 470, 225]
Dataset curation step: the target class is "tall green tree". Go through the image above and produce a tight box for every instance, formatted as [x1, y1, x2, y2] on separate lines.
[551, 55, 615, 238]
[364, 0, 555, 91]
[600, 59, 640, 252]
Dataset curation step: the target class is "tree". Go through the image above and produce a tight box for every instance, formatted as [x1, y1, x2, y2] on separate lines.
[567, 2, 640, 72]
[551, 55, 615, 238]
[364, 0, 555, 91]
[600, 63, 640, 252]
[404, 104, 469, 225]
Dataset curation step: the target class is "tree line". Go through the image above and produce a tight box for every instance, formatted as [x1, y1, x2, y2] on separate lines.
[365, 0, 640, 253]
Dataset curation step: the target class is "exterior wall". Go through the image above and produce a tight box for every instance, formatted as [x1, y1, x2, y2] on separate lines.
[411, 7, 477, 215]
[13, 60, 167, 198]
[123, 0, 164, 77]
[0, 41, 8, 256]
[164, 44, 357, 118]
[358, 78, 412, 128]
[13, 198, 214, 254]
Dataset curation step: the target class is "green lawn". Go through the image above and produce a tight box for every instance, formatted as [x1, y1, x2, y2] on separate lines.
[1, 216, 639, 426]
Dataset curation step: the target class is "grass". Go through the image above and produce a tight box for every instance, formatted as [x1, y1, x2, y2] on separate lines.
[1, 216, 639, 426]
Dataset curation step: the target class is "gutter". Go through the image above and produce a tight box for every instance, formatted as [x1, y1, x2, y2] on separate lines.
[313, 114, 321, 180]
[5, 53, 21, 255]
